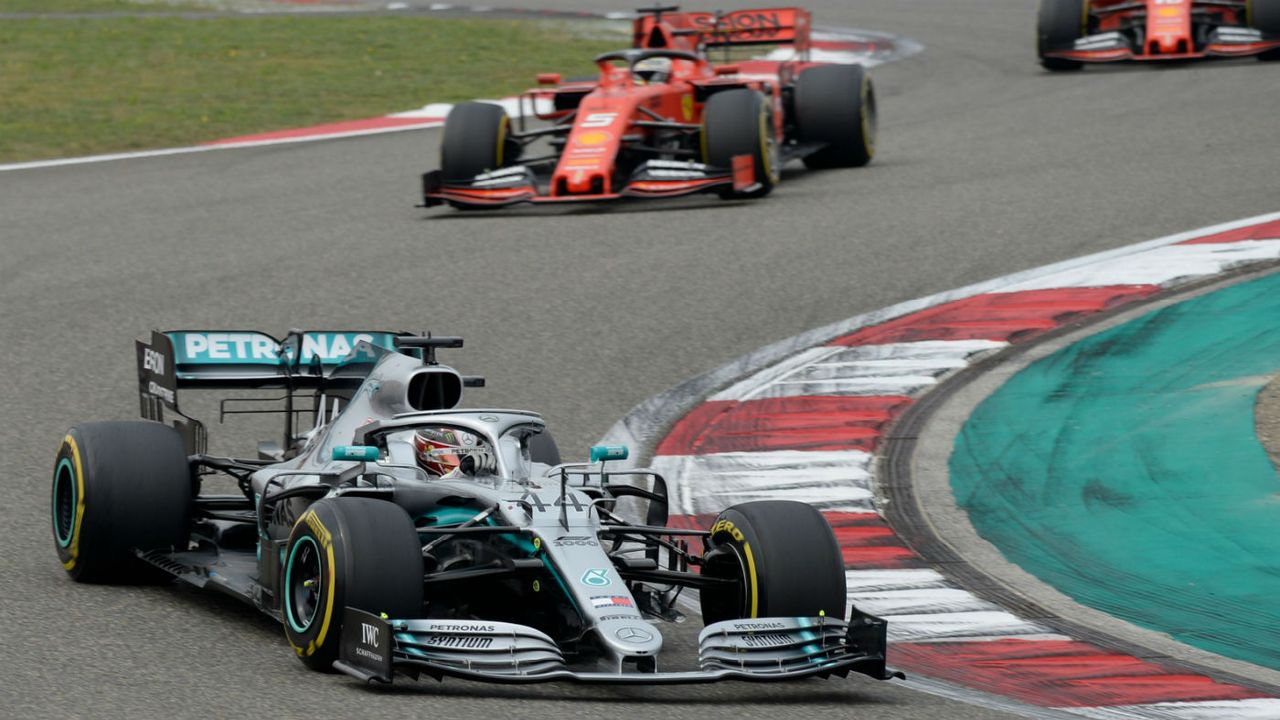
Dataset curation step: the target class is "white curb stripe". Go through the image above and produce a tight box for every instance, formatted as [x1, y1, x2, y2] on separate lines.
[650, 449, 873, 516]
[884, 611, 1064, 644]
[1058, 699, 1280, 720]
[711, 340, 1007, 401]
[845, 570, 1064, 643]
[996, 239, 1280, 292]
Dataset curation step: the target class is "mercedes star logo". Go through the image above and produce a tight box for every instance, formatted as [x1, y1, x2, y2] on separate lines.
[615, 626, 653, 642]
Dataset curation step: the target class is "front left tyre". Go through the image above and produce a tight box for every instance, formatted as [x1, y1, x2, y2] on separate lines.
[52, 421, 193, 583]
[1251, 0, 1280, 60]
[282, 497, 424, 671]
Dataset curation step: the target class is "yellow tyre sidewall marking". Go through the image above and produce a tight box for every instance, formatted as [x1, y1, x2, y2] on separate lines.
[289, 510, 338, 658]
[711, 518, 762, 617]
[496, 115, 509, 167]
[61, 434, 87, 571]
[742, 541, 760, 618]
[757, 100, 775, 184]
[861, 75, 875, 159]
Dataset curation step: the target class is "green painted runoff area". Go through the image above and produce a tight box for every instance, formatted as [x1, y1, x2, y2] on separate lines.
[952, 271, 1280, 670]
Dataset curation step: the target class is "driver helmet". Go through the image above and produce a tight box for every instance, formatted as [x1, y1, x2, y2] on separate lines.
[633, 56, 672, 84]
[414, 427, 495, 477]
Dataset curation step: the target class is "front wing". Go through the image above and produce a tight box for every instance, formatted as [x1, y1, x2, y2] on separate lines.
[1044, 27, 1280, 63]
[421, 157, 760, 209]
[335, 608, 903, 685]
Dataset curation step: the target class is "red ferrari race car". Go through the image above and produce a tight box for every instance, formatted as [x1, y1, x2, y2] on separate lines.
[421, 6, 875, 209]
[1037, 0, 1280, 70]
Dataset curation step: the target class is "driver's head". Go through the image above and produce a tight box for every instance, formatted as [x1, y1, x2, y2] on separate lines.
[414, 427, 494, 476]
[633, 56, 672, 84]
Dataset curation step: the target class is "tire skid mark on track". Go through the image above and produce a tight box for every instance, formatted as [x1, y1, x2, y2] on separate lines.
[603, 213, 1280, 717]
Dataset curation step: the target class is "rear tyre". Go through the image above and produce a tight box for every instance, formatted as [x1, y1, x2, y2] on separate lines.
[699, 500, 846, 625]
[1251, 0, 1280, 60]
[282, 498, 423, 672]
[794, 64, 877, 169]
[439, 102, 519, 181]
[702, 89, 779, 199]
[529, 429, 561, 466]
[1038, 0, 1087, 71]
[52, 421, 193, 583]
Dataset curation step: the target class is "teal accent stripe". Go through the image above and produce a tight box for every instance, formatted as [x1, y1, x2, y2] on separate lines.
[952, 271, 1280, 671]
[52, 458, 76, 549]
[284, 536, 320, 633]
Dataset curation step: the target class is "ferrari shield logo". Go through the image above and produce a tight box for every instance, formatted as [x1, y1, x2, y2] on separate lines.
[681, 94, 694, 121]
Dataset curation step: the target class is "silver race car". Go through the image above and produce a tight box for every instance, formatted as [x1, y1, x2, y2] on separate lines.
[51, 330, 901, 686]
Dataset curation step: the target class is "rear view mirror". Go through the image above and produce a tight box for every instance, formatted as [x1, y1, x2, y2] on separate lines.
[332, 445, 378, 462]
[590, 445, 629, 463]
[537, 72, 563, 85]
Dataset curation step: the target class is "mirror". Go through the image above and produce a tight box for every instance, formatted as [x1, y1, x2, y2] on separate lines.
[332, 445, 378, 462]
[590, 445, 629, 463]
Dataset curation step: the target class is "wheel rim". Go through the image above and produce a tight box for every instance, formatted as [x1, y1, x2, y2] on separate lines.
[52, 458, 77, 549]
[285, 536, 322, 633]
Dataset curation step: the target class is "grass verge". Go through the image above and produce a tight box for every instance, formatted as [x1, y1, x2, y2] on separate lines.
[0, 11, 620, 162]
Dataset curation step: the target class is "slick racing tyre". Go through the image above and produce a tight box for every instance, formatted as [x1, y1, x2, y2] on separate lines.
[52, 421, 193, 583]
[794, 64, 877, 169]
[1251, 0, 1280, 60]
[699, 500, 846, 625]
[528, 429, 561, 466]
[702, 88, 779, 199]
[1037, 0, 1087, 70]
[282, 498, 423, 672]
[439, 102, 520, 181]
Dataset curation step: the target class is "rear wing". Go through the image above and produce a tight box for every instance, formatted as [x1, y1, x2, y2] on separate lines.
[633, 7, 811, 57]
[136, 330, 479, 454]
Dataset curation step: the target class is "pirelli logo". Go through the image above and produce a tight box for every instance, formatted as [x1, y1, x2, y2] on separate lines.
[302, 511, 332, 547]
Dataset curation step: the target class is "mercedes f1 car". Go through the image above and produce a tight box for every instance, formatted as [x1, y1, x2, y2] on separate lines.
[421, 6, 876, 209]
[52, 329, 902, 685]
[1037, 0, 1280, 69]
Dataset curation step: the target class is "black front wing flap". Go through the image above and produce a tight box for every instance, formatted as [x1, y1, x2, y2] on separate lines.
[334, 607, 904, 685]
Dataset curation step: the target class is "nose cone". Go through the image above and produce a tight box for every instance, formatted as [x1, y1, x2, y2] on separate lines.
[597, 617, 664, 660]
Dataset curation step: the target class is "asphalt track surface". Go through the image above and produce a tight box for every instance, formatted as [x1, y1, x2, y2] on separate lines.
[3, 1, 1279, 718]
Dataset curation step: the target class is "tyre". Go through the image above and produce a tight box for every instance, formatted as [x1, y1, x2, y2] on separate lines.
[529, 429, 561, 466]
[439, 102, 519, 181]
[699, 500, 846, 625]
[702, 88, 779, 199]
[794, 64, 877, 169]
[52, 421, 193, 583]
[282, 497, 423, 671]
[1038, 0, 1087, 71]
[1251, 0, 1280, 60]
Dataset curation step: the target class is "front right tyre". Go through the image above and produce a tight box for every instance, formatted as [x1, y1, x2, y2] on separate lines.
[439, 101, 519, 181]
[281, 497, 424, 671]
